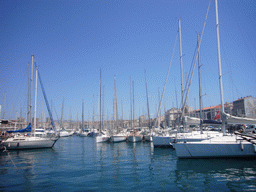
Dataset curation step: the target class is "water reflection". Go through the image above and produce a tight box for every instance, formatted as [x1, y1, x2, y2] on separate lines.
[0, 148, 58, 191]
[1, 137, 255, 191]
[175, 158, 256, 191]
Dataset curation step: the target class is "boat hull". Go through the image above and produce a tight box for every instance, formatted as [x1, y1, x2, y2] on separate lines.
[2, 137, 58, 150]
[59, 131, 73, 137]
[152, 136, 174, 148]
[127, 135, 143, 143]
[175, 138, 256, 159]
[95, 135, 110, 143]
[110, 135, 127, 143]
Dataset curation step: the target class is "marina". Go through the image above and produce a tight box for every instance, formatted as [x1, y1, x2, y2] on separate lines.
[1, 136, 256, 191]
[1, 0, 256, 191]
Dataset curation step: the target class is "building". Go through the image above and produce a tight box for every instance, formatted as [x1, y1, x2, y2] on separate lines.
[233, 96, 256, 118]
[165, 108, 181, 127]
[191, 102, 233, 120]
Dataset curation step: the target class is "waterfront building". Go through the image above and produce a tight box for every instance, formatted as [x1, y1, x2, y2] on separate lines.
[190, 102, 233, 121]
[165, 108, 181, 127]
[232, 96, 256, 118]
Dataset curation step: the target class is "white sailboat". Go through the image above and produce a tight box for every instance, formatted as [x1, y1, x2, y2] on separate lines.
[174, 0, 256, 158]
[127, 132, 143, 143]
[110, 76, 127, 143]
[59, 128, 73, 137]
[2, 56, 59, 150]
[144, 70, 153, 142]
[127, 80, 143, 143]
[95, 69, 110, 143]
[152, 18, 184, 147]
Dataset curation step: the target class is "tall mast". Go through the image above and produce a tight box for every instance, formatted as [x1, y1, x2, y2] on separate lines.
[30, 55, 34, 124]
[132, 80, 135, 129]
[114, 75, 119, 133]
[130, 76, 133, 128]
[198, 34, 203, 134]
[60, 98, 65, 128]
[179, 19, 184, 111]
[112, 86, 115, 135]
[2, 91, 6, 119]
[27, 62, 30, 122]
[33, 65, 38, 130]
[102, 86, 105, 131]
[93, 94, 95, 129]
[99, 68, 102, 132]
[121, 100, 124, 128]
[158, 87, 161, 128]
[215, 0, 226, 135]
[82, 99, 84, 130]
[144, 70, 151, 130]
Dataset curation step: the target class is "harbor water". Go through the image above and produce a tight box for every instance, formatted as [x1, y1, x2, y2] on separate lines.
[1, 136, 256, 191]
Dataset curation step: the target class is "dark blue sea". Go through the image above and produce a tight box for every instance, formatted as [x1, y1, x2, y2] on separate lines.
[1, 136, 256, 191]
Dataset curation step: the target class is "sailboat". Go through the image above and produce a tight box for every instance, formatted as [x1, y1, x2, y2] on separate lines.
[127, 80, 143, 143]
[144, 70, 153, 142]
[110, 76, 127, 143]
[174, 0, 256, 158]
[2, 55, 59, 150]
[95, 69, 110, 143]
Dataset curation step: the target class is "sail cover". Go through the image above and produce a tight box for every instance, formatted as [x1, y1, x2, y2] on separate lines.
[184, 116, 222, 125]
[184, 116, 201, 125]
[224, 113, 256, 124]
[6, 123, 31, 133]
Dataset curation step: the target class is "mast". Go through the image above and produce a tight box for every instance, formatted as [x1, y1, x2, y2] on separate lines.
[112, 88, 115, 135]
[99, 69, 102, 132]
[158, 87, 161, 128]
[33, 65, 38, 131]
[114, 75, 119, 133]
[30, 55, 34, 124]
[179, 19, 184, 113]
[144, 70, 151, 130]
[2, 91, 6, 119]
[130, 76, 133, 129]
[132, 80, 135, 129]
[27, 62, 30, 123]
[121, 100, 124, 128]
[102, 86, 105, 131]
[215, 0, 226, 135]
[60, 98, 65, 128]
[93, 94, 95, 129]
[174, 78, 179, 128]
[82, 99, 84, 131]
[198, 34, 203, 134]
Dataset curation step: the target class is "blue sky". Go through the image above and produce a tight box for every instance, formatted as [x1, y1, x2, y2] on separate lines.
[1, 0, 255, 122]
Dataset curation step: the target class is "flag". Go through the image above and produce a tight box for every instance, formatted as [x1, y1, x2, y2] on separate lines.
[214, 111, 220, 120]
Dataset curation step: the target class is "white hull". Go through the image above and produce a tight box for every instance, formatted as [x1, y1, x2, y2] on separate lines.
[2, 136, 58, 150]
[175, 135, 256, 158]
[95, 135, 110, 143]
[152, 136, 174, 147]
[59, 131, 73, 137]
[110, 135, 127, 143]
[127, 135, 143, 143]
[153, 131, 220, 148]
[79, 132, 89, 137]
